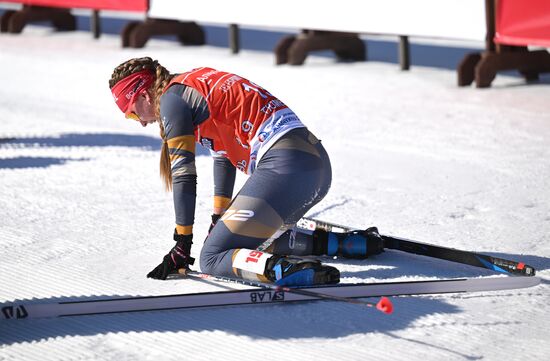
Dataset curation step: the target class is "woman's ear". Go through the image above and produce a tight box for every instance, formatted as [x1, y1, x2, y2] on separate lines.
[142, 89, 154, 105]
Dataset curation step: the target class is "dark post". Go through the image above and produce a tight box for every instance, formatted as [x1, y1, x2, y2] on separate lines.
[485, 0, 496, 52]
[91, 10, 101, 39]
[229, 24, 240, 54]
[398, 35, 410, 70]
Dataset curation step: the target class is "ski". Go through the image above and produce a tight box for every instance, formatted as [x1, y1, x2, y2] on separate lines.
[1, 276, 540, 321]
[297, 217, 536, 277]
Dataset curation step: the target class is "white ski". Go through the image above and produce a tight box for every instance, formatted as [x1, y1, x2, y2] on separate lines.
[1, 276, 540, 320]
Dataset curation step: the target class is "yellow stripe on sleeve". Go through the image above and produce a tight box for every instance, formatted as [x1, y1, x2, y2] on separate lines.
[213, 196, 232, 210]
[168, 134, 197, 176]
[167, 135, 195, 153]
[175, 224, 193, 236]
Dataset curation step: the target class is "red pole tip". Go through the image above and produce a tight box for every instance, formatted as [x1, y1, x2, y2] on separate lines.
[376, 297, 393, 314]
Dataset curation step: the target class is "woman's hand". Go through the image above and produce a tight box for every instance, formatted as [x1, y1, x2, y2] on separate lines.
[147, 232, 195, 280]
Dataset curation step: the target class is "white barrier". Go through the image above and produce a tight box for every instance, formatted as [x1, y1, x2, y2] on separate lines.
[148, 0, 486, 42]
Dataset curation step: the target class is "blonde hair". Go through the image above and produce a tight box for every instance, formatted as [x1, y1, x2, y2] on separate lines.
[109, 57, 175, 191]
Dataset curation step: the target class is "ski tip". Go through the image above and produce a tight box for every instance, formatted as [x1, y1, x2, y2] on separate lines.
[376, 297, 394, 314]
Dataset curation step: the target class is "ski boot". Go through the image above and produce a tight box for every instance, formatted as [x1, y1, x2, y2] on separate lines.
[265, 255, 340, 286]
[231, 249, 339, 286]
[312, 227, 385, 259]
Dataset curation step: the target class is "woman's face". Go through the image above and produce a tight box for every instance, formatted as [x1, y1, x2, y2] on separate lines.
[126, 91, 157, 127]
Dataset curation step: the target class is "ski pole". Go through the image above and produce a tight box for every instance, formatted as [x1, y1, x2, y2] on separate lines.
[179, 270, 394, 314]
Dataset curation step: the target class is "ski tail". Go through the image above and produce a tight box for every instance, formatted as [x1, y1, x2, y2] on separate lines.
[382, 234, 535, 276]
[297, 217, 536, 277]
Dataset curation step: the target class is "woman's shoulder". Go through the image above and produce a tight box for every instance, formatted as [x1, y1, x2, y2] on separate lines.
[160, 85, 209, 131]
[164, 82, 186, 97]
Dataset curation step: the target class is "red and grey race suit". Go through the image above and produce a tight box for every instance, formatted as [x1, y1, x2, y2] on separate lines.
[160, 67, 332, 279]
[169, 67, 303, 174]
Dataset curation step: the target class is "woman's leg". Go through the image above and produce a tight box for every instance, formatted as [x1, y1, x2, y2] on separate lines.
[199, 128, 334, 285]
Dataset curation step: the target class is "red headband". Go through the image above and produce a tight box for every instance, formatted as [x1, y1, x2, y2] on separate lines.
[111, 70, 154, 113]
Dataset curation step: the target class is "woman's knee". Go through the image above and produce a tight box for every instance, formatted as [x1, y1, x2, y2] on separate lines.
[198, 244, 220, 274]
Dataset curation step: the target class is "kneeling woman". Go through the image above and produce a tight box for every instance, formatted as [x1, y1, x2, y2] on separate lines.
[109, 58, 382, 286]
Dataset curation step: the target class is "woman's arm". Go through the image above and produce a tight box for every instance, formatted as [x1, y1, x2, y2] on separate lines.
[212, 152, 236, 215]
[160, 88, 199, 235]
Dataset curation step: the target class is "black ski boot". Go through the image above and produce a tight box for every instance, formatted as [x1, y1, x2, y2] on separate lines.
[313, 227, 384, 259]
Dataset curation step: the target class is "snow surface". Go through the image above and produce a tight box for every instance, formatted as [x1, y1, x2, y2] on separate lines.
[1, 27, 549, 361]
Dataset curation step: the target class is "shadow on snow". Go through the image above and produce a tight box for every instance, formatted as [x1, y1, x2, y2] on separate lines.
[0, 133, 210, 169]
[335, 250, 550, 280]
[0, 156, 81, 169]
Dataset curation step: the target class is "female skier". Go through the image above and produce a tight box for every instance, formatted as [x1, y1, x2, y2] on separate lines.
[109, 57, 383, 286]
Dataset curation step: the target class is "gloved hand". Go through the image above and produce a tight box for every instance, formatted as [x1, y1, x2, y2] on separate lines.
[147, 232, 195, 280]
[208, 213, 222, 234]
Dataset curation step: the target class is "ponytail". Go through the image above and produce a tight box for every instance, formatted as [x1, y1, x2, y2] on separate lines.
[109, 57, 175, 191]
